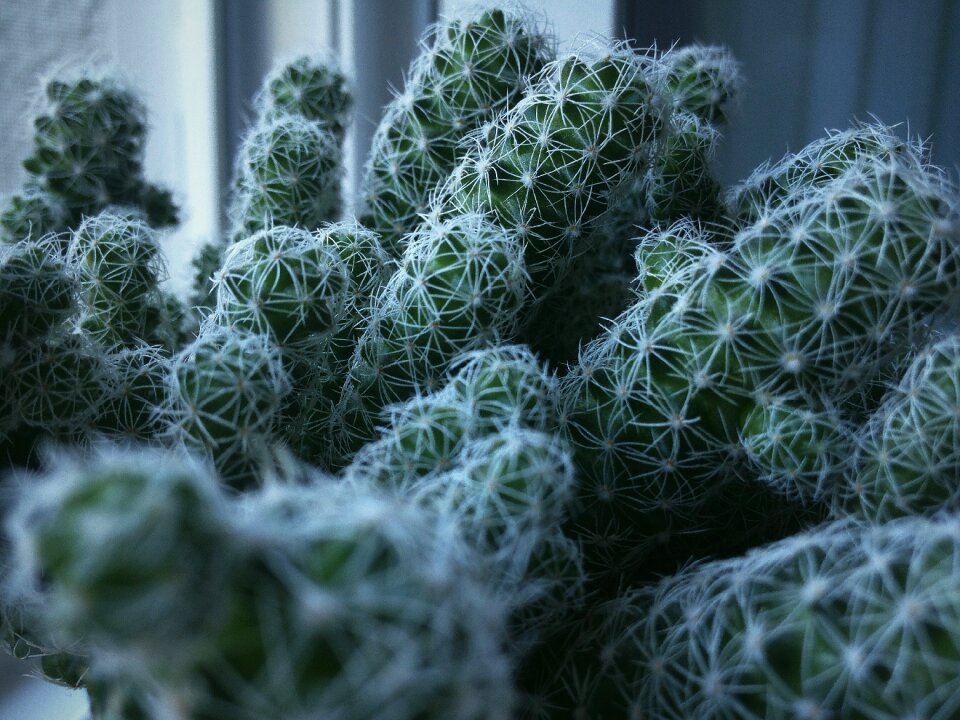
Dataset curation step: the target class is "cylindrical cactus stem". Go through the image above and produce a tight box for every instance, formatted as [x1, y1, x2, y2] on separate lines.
[728, 150, 960, 410]
[523, 43, 738, 364]
[425, 428, 575, 552]
[334, 213, 529, 463]
[276, 222, 394, 467]
[608, 514, 960, 719]
[0, 237, 76, 343]
[644, 109, 725, 224]
[0, 189, 68, 245]
[67, 212, 168, 349]
[18, 74, 177, 229]
[344, 343, 558, 488]
[446, 343, 560, 433]
[843, 333, 960, 522]
[5, 446, 230, 658]
[258, 54, 352, 140]
[418, 429, 584, 647]
[438, 42, 671, 297]
[229, 115, 342, 240]
[362, 7, 555, 255]
[561, 143, 960, 577]
[94, 344, 171, 440]
[13, 332, 114, 444]
[10, 459, 516, 720]
[213, 225, 351, 356]
[661, 44, 742, 126]
[341, 342, 578, 657]
[558, 220, 758, 578]
[225, 54, 352, 247]
[730, 122, 915, 224]
[165, 326, 291, 488]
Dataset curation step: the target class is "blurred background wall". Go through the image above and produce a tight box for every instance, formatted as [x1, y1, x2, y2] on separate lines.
[0, 1, 957, 716]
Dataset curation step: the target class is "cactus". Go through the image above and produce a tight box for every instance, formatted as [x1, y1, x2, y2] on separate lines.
[189, 55, 353, 319]
[437, 42, 670, 296]
[258, 54, 352, 140]
[609, 514, 960, 719]
[0, 189, 68, 245]
[362, 7, 555, 255]
[1, 74, 178, 242]
[226, 54, 352, 244]
[662, 43, 742, 126]
[519, 45, 740, 367]
[13, 332, 113, 444]
[276, 222, 394, 467]
[229, 115, 343, 240]
[3, 8, 960, 720]
[94, 345, 171, 440]
[68, 212, 175, 350]
[334, 41, 676, 465]
[740, 394, 852, 507]
[343, 344, 583, 654]
[841, 333, 960, 522]
[0, 236, 75, 342]
[164, 326, 291, 488]
[334, 212, 530, 462]
[561, 133, 960, 578]
[4, 447, 229, 656]
[213, 224, 350, 353]
[6, 447, 515, 720]
[644, 109, 725, 224]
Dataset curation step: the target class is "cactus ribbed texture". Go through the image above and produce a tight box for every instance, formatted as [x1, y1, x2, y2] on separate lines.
[334, 42, 674, 467]
[0, 189, 67, 245]
[13, 333, 112, 442]
[5, 447, 229, 660]
[226, 54, 352, 245]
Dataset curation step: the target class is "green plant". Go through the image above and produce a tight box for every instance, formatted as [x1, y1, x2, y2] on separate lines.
[1, 6, 960, 720]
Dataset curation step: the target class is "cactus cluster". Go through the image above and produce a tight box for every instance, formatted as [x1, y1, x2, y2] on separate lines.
[0, 74, 178, 244]
[361, 7, 555, 255]
[2, 5, 960, 720]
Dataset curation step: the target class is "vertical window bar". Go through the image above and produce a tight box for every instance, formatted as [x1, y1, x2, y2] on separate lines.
[212, 0, 272, 225]
[346, 0, 438, 209]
